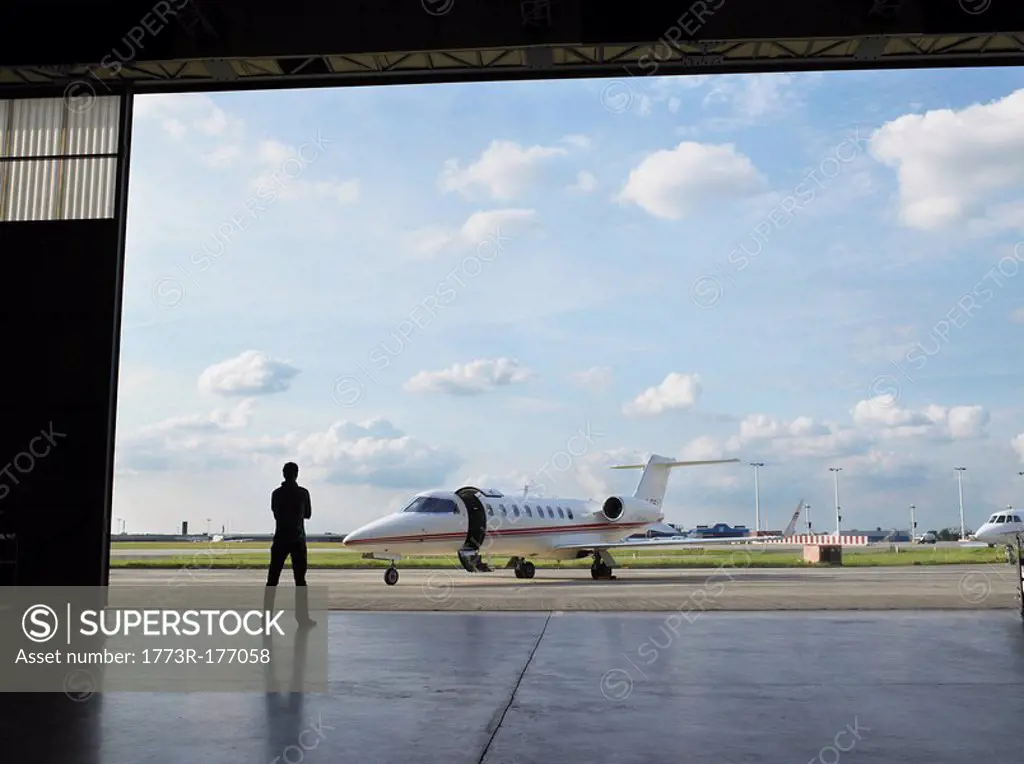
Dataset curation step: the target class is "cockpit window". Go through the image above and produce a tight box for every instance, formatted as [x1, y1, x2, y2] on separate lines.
[996, 515, 1006, 523]
[1014, 515, 1022, 523]
[401, 497, 458, 513]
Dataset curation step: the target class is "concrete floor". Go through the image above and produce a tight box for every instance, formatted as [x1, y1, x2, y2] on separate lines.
[110, 564, 1024, 610]
[3, 611, 1024, 763]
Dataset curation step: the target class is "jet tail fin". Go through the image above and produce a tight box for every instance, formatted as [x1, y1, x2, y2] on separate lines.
[609, 455, 740, 509]
[782, 499, 804, 538]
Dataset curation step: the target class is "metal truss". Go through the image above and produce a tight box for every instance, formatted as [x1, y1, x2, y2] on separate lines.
[2, 32, 1024, 95]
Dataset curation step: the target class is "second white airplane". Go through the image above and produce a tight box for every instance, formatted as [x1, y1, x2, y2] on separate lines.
[343, 454, 783, 585]
[972, 509, 1024, 562]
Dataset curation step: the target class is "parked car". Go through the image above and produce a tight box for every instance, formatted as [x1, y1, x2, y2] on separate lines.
[914, 531, 938, 544]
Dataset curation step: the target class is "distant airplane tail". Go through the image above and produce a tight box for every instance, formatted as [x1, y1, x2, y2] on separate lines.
[782, 499, 804, 537]
[610, 454, 740, 509]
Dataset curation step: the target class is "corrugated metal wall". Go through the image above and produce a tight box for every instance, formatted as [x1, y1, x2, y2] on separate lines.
[0, 95, 120, 222]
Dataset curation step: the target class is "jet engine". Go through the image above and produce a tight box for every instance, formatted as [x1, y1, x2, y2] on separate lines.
[601, 495, 657, 522]
[601, 496, 625, 521]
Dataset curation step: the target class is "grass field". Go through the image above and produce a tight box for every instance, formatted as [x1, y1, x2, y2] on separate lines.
[108, 542, 1010, 569]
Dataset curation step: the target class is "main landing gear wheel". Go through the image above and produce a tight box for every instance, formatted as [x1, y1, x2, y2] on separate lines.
[384, 567, 399, 586]
[591, 561, 613, 579]
[513, 560, 536, 579]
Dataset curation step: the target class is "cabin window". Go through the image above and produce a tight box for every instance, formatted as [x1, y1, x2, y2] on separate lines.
[567, 509, 574, 519]
[486, 505, 494, 516]
[525, 507, 532, 517]
[513, 506, 520, 517]
[557, 507, 565, 518]
[499, 504, 507, 516]
[546, 506, 554, 518]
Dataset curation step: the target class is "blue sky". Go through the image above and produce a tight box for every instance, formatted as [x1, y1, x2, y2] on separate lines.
[113, 66, 1024, 536]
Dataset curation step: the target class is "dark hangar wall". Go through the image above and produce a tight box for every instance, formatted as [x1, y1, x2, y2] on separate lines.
[0, 94, 131, 585]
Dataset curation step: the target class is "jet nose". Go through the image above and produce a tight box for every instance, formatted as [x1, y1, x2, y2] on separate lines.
[343, 526, 370, 546]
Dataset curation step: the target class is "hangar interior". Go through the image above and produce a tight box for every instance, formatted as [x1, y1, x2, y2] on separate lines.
[2, 1, 1024, 762]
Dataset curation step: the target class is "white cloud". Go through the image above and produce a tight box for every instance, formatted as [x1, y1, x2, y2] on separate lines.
[623, 372, 702, 416]
[198, 350, 301, 397]
[570, 366, 612, 393]
[134, 93, 243, 142]
[722, 412, 869, 461]
[851, 398, 989, 441]
[568, 171, 597, 193]
[561, 134, 592, 150]
[139, 399, 256, 437]
[1012, 433, 1024, 464]
[869, 88, 1024, 230]
[295, 419, 460, 489]
[407, 208, 537, 258]
[117, 399, 258, 474]
[248, 139, 360, 205]
[404, 358, 533, 396]
[573, 448, 649, 500]
[439, 139, 568, 199]
[692, 396, 991, 472]
[946, 406, 991, 440]
[679, 435, 727, 461]
[616, 142, 764, 220]
[120, 410, 458, 491]
[202, 145, 242, 168]
[702, 74, 805, 122]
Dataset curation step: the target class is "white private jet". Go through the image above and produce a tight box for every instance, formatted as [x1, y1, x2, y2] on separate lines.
[342, 454, 783, 585]
[972, 509, 1024, 562]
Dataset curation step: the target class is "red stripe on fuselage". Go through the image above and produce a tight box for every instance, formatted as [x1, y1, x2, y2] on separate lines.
[343, 520, 650, 545]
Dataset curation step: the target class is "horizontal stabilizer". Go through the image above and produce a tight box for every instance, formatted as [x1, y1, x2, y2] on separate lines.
[609, 458, 740, 470]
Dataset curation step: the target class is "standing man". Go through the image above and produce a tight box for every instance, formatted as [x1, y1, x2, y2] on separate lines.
[266, 461, 315, 627]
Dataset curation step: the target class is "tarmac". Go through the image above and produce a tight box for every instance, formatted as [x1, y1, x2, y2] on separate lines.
[4, 611, 1024, 763]
[107, 540, 983, 557]
[108, 564, 1023, 610]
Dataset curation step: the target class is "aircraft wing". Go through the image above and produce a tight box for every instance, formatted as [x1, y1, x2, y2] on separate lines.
[553, 535, 785, 552]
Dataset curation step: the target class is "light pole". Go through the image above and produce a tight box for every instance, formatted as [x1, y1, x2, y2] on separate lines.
[954, 467, 966, 541]
[909, 504, 916, 544]
[806, 504, 812, 534]
[750, 462, 764, 533]
[829, 467, 843, 536]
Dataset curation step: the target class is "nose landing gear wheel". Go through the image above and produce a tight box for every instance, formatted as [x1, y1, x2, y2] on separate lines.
[384, 567, 399, 586]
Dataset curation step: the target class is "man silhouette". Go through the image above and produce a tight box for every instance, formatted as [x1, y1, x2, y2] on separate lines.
[266, 462, 315, 627]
